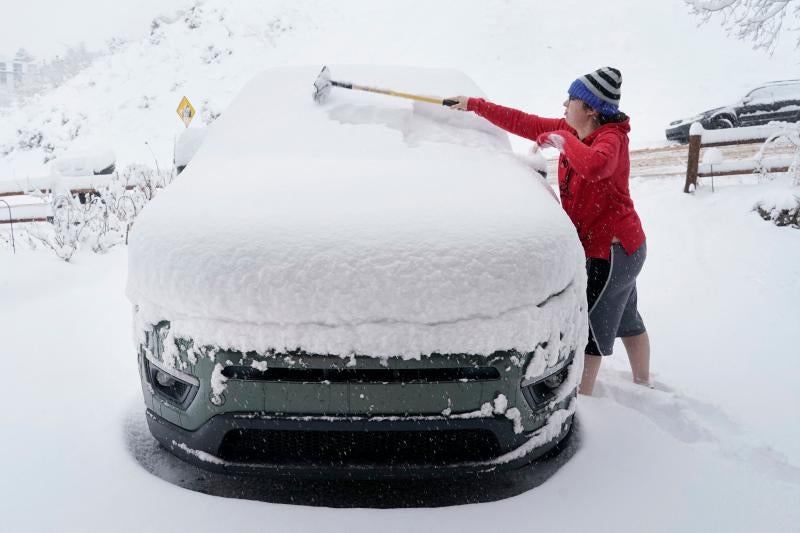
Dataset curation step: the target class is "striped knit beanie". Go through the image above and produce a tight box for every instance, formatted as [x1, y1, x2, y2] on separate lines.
[568, 67, 621, 116]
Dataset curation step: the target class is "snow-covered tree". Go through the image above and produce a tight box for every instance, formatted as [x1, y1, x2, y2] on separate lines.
[16, 43, 98, 100]
[686, 0, 800, 53]
[14, 48, 35, 63]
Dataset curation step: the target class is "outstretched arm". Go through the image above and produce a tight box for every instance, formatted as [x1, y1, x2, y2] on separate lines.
[448, 96, 568, 141]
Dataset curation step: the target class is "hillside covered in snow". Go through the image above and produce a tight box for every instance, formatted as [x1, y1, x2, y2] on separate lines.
[0, 0, 796, 181]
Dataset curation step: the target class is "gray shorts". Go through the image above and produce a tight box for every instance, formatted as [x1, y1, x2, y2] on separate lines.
[585, 242, 647, 356]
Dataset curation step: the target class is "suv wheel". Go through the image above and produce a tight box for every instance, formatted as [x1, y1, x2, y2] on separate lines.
[710, 117, 735, 129]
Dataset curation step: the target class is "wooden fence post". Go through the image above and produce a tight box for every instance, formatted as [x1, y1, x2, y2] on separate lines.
[684, 132, 702, 193]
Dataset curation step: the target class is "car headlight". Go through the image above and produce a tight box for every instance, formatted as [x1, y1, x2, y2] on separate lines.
[141, 322, 199, 409]
[144, 352, 200, 408]
[519, 351, 575, 409]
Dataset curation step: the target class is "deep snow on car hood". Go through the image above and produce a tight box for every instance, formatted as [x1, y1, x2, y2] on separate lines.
[126, 66, 586, 357]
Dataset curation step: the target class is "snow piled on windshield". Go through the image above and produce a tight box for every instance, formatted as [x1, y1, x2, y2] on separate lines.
[126, 66, 585, 358]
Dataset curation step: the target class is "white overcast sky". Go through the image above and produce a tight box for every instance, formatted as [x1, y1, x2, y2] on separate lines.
[0, 0, 797, 148]
[1, 0, 798, 63]
[0, 0, 190, 58]
[2, 0, 797, 69]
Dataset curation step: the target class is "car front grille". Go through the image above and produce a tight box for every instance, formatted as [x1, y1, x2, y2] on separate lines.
[220, 366, 500, 383]
[217, 428, 501, 465]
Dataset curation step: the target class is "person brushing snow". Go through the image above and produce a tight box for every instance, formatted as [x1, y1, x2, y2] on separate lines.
[449, 67, 650, 395]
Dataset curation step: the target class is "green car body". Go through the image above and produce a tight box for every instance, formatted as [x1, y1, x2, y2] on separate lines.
[138, 320, 577, 478]
[129, 66, 585, 478]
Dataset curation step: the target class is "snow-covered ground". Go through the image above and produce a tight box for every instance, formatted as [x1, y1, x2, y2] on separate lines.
[2, 1, 799, 531]
[2, 174, 799, 532]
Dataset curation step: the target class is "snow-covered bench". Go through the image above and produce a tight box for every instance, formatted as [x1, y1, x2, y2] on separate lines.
[683, 122, 797, 193]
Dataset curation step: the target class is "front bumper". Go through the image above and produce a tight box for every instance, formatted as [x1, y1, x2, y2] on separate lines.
[665, 123, 691, 142]
[146, 406, 575, 479]
[137, 323, 580, 478]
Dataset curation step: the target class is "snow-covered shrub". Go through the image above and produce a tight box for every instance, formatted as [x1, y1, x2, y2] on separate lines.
[16, 129, 54, 154]
[184, 5, 203, 29]
[753, 128, 800, 184]
[149, 19, 165, 45]
[200, 45, 232, 64]
[24, 193, 93, 261]
[120, 163, 174, 202]
[13, 111, 86, 163]
[106, 37, 127, 53]
[755, 193, 800, 229]
[22, 163, 175, 261]
[752, 129, 800, 229]
[200, 100, 221, 124]
[137, 95, 156, 109]
[264, 17, 293, 45]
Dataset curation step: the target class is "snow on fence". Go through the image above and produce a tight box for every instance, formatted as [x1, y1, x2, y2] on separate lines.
[0, 199, 51, 224]
[683, 122, 798, 193]
[0, 173, 140, 225]
[0, 173, 121, 198]
[1, 165, 173, 260]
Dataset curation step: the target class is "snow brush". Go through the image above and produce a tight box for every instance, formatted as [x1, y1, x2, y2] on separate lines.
[312, 66, 459, 107]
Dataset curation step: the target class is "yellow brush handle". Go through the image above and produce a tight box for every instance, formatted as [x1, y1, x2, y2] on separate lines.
[351, 84, 448, 105]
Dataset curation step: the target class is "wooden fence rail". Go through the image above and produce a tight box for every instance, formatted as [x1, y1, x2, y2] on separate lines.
[684, 123, 796, 193]
[0, 200, 52, 225]
[0, 172, 144, 225]
[0, 173, 121, 198]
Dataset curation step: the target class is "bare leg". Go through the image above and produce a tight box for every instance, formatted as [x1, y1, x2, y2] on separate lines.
[579, 354, 602, 395]
[622, 331, 650, 386]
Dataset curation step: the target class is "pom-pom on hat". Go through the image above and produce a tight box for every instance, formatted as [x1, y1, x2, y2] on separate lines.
[568, 67, 621, 116]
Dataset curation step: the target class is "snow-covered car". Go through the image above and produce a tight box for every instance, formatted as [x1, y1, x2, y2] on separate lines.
[126, 66, 587, 477]
[51, 147, 116, 176]
[49, 146, 117, 203]
[173, 127, 208, 174]
[665, 79, 800, 143]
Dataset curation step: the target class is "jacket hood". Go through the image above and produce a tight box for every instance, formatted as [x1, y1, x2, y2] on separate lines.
[585, 116, 630, 142]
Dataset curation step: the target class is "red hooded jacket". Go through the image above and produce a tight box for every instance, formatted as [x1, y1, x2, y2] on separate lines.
[467, 98, 645, 260]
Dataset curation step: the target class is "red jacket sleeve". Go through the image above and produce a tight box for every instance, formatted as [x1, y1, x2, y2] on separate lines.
[545, 129, 621, 182]
[467, 98, 568, 141]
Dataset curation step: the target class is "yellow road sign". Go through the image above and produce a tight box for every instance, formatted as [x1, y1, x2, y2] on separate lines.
[176, 96, 196, 128]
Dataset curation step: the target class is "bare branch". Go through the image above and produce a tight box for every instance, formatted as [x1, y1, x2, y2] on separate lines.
[685, 0, 799, 53]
